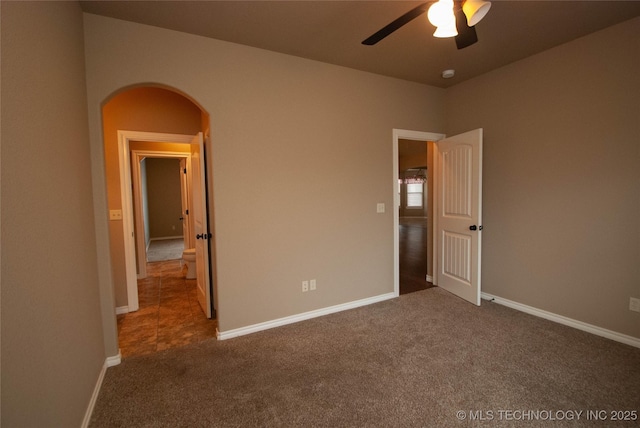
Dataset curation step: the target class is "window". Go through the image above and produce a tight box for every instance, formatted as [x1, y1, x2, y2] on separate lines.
[406, 182, 423, 208]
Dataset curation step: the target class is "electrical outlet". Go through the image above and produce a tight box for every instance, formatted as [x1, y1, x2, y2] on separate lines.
[109, 210, 123, 220]
[630, 297, 640, 313]
[302, 281, 309, 292]
[310, 279, 317, 291]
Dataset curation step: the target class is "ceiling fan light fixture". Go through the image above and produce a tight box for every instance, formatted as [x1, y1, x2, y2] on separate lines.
[427, 0, 455, 28]
[428, 0, 457, 38]
[361, 0, 482, 49]
[462, 0, 492, 26]
[433, 22, 458, 38]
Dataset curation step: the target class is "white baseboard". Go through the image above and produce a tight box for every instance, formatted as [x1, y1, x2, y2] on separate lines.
[481, 292, 640, 349]
[115, 306, 129, 315]
[150, 236, 183, 241]
[217, 292, 396, 341]
[106, 351, 122, 367]
[426, 275, 433, 283]
[81, 351, 121, 428]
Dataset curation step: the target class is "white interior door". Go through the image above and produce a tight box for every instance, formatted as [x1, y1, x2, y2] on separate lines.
[435, 129, 483, 305]
[190, 132, 212, 318]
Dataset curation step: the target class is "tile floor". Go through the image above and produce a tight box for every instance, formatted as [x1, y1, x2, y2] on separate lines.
[117, 260, 217, 358]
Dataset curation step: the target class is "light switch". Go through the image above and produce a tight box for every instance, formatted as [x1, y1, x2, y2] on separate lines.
[376, 203, 385, 213]
[109, 210, 123, 220]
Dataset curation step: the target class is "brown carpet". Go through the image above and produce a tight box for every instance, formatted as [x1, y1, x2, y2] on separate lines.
[90, 288, 640, 427]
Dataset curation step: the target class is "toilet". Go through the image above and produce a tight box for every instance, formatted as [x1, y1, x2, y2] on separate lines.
[182, 248, 196, 279]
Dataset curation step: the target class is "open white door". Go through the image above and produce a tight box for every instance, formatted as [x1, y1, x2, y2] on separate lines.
[435, 129, 483, 305]
[190, 132, 212, 318]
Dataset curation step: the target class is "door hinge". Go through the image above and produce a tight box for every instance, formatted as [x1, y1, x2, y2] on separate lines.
[183, 168, 187, 174]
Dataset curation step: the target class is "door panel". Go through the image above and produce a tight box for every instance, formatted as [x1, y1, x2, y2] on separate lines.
[443, 231, 472, 285]
[436, 129, 482, 305]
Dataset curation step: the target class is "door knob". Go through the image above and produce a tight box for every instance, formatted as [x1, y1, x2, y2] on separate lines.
[469, 225, 483, 231]
[196, 233, 212, 240]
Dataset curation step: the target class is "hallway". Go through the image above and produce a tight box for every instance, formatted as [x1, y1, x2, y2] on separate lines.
[117, 260, 217, 358]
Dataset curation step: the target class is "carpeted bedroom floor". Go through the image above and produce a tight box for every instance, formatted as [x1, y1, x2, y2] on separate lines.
[90, 287, 640, 427]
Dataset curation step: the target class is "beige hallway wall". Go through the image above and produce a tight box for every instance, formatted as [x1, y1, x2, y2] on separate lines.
[445, 17, 640, 338]
[146, 157, 183, 239]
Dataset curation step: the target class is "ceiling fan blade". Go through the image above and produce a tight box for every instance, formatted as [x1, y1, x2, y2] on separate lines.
[454, 7, 478, 49]
[362, 2, 430, 46]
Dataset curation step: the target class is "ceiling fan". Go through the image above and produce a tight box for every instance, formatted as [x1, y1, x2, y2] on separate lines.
[362, 0, 491, 49]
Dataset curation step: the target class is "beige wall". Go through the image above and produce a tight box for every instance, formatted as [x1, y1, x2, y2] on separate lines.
[146, 158, 183, 239]
[83, 13, 445, 336]
[103, 87, 202, 305]
[1, 2, 105, 425]
[445, 17, 640, 338]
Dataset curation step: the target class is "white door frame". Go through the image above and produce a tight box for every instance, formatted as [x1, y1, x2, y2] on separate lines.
[117, 130, 196, 312]
[130, 149, 192, 279]
[393, 129, 445, 296]
[179, 158, 194, 252]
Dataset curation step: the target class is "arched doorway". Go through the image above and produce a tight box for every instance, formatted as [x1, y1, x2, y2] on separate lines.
[101, 85, 216, 357]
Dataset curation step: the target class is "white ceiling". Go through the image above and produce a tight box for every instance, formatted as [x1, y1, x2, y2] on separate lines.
[80, 1, 640, 88]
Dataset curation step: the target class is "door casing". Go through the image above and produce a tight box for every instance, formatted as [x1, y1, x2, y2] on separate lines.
[130, 149, 192, 280]
[393, 128, 483, 305]
[117, 130, 202, 312]
[392, 129, 445, 296]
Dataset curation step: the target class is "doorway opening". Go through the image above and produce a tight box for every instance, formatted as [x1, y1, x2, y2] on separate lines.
[393, 128, 484, 304]
[130, 148, 193, 279]
[399, 145, 432, 294]
[116, 131, 214, 315]
[102, 86, 216, 357]
[393, 129, 445, 296]
[142, 157, 186, 263]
